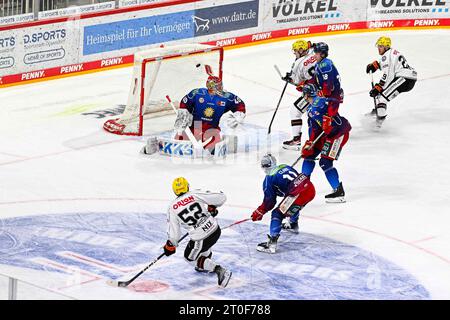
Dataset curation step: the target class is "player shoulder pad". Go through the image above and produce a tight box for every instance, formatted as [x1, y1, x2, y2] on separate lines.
[317, 59, 333, 73]
[186, 89, 201, 99]
[269, 164, 286, 176]
[220, 91, 234, 100]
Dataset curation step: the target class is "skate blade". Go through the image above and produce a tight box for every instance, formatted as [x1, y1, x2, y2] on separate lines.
[256, 246, 276, 254]
[195, 267, 211, 273]
[283, 228, 299, 234]
[325, 197, 346, 203]
[282, 145, 301, 151]
[219, 271, 232, 288]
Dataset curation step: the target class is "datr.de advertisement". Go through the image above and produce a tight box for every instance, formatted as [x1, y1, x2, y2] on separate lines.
[82, 0, 259, 55]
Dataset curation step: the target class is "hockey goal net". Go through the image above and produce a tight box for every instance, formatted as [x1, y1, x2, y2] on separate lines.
[104, 44, 223, 136]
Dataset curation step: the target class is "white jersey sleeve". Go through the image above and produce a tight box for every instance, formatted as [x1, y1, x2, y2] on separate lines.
[166, 190, 226, 245]
[378, 48, 417, 88]
[290, 48, 318, 85]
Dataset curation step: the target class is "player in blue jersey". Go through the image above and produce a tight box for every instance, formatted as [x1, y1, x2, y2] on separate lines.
[251, 154, 316, 253]
[300, 83, 351, 203]
[313, 42, 344, 117]
[174, 76, 246, 153]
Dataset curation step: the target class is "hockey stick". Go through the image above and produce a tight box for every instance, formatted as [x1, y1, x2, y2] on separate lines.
[268, 65, 291, 135]
[166, 95, 213, 148]
[106, 233, 189, 288]
[107, 217, 249, 288]
[291, 131, 325, 167]
[370, 71, 378, 108]
[222, 218, 250, 229]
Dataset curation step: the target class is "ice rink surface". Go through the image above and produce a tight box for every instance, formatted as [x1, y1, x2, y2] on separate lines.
[1, 29, 449, 300]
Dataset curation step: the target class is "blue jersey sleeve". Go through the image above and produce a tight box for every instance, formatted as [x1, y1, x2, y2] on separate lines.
[257, 176, 278, 213]
[223, 92, 246, 114]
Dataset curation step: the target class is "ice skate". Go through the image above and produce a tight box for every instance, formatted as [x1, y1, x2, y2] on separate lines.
[256, 234, 279, 253]
[282, 136, 302, 151]
[325, 182, 346, 203]
[375, 116, 386, 129]
[214, 265, 232, 288]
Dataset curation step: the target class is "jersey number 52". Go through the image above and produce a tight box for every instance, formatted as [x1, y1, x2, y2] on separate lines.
[178, 202, 207, 226]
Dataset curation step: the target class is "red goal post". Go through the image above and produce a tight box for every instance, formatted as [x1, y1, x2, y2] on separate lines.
[104, 44, 224, 136]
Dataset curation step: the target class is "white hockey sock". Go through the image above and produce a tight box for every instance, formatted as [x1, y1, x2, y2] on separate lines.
[202, 258, 217, 272]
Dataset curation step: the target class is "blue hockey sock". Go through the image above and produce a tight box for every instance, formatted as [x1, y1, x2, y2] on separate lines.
[289, 211, 300, 224]
[301, 159, 316, 177]
[325, 168, 340, 189]
[320, 158, 340, 189]
[270, 209, 283, 237]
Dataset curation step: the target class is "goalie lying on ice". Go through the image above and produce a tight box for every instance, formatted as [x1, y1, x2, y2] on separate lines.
[174, 76, 246, 154]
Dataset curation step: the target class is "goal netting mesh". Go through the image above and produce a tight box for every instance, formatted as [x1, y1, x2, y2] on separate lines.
[104, 44, 223, 136]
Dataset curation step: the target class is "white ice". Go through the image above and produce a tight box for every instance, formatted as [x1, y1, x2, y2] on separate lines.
[0, 29, 450, 300]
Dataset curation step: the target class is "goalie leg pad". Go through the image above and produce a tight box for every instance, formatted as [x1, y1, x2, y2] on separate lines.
[158, 137, 195, 157]
[223, 135, 238, 153]
[142, 136, 158, 155]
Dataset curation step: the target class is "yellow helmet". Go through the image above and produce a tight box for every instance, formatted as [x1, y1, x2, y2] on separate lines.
[376, 36, 391, 48]
[172, 177, 189, 196]
[292, 39, 310, 52]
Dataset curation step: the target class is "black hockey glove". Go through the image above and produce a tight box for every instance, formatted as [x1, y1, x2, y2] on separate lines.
[366, 61, 380, 74]
[208, 205, 219, 217]
[369, 84, 383, 97]
[163, 240, 176, 256]
[281, 72, 293, 83]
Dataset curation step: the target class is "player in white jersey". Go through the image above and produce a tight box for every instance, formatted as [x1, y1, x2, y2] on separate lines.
[366, 36, 417, 126]
[163, 177, 232, 288]
[281, 39, 318, 150]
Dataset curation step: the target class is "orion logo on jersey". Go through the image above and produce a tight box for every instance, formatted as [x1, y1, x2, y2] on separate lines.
[0, 212, 430, 299]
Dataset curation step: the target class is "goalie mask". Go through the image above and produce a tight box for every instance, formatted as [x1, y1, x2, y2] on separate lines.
[261, 153, 277, 175]
[206, 76, 223, 95]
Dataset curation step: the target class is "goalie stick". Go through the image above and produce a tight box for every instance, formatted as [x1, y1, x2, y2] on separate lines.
[166, 95, 213, 148]
[106, 217, 250, 288]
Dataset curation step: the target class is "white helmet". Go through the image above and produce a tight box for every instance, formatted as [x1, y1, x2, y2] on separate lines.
[261, 153, 277, 175]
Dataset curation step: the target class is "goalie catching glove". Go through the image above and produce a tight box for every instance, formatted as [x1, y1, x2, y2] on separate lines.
[227, 111, 245, 129]
[174, 109, 194, 134]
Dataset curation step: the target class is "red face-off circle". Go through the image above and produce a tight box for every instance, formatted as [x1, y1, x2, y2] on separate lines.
[128, 280, 169, 293]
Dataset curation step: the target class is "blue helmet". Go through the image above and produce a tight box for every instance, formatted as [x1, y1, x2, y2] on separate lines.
[313, 42, 329, 57]
[302, 83, 318, 97]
